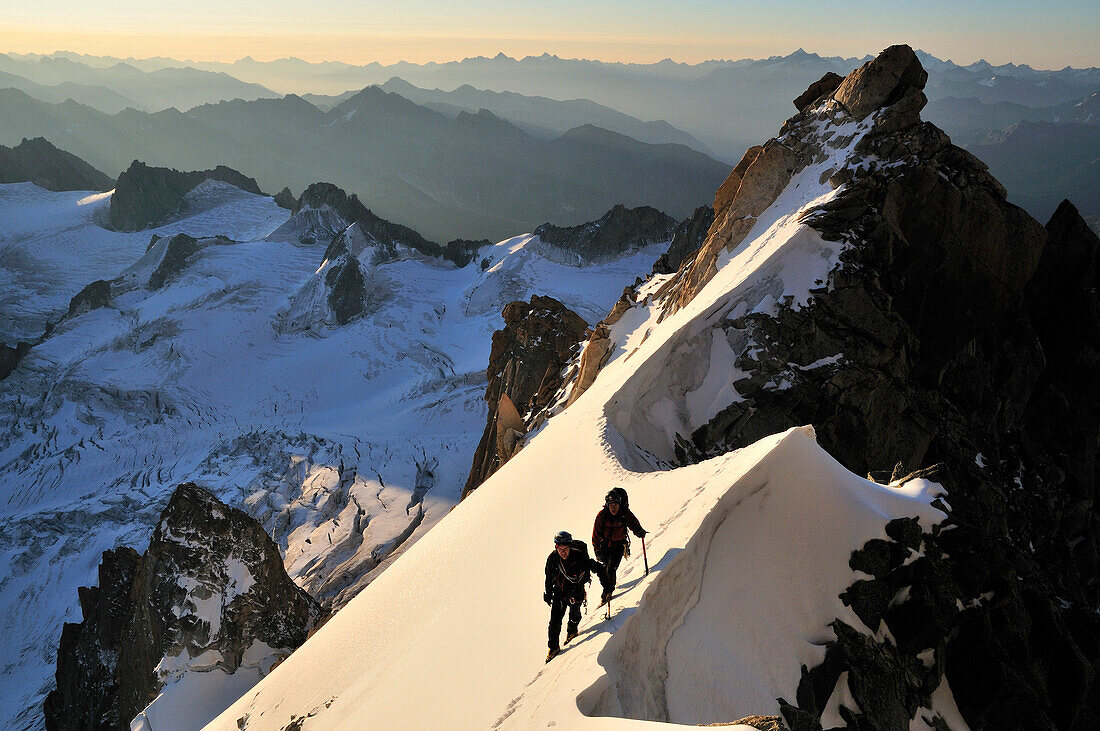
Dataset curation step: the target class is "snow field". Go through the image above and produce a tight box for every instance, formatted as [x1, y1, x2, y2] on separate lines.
[0, 181, 667, 729]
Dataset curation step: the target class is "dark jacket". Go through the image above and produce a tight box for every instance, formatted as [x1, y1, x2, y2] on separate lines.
[544, 541, 599, 600]
[592, 508, 645, 556]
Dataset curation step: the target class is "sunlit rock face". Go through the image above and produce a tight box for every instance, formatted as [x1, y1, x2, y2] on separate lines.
[463, 295, 588, 498]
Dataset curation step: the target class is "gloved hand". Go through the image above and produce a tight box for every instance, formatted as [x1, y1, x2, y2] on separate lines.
[543, 592, 552, 605]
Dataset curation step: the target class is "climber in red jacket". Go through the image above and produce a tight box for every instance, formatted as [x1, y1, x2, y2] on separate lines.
[592, 487, 645, 605]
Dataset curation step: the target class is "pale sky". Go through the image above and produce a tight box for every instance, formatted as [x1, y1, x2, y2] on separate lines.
[2, 0, 1097, 69]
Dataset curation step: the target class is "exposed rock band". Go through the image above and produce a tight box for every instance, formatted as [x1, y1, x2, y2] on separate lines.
[543, 487, 646, 662]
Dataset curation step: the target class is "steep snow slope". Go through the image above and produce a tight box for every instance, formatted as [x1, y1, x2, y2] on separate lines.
[216, 424, 949, 730]
[0, 184, 664, 729]
[211, 100, 958, 729]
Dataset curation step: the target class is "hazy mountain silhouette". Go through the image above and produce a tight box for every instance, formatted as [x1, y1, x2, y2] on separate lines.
[969, 120, 1099, 223]
[0, 69, 141, 113]
[6, 49, 1097, 160]
[0, 86, 728, 241]
[0, 53, 278, 112]
[358, 78, 712, 153]
[159, 49, 1099, 161]
[2, 49, 1096, 225]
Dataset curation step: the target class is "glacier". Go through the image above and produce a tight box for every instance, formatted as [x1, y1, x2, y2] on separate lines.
[0, 179, 666, 729]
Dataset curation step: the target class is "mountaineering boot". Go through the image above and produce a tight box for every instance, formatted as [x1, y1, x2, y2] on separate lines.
[600, 590, 612, 605]
[546, 647, 560, 662]
[565, 626, 578, 645]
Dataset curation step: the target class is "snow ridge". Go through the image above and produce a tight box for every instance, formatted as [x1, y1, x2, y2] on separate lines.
[207, 94, 948, 730]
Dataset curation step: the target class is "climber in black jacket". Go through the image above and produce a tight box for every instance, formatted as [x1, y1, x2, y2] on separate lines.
[543, 530, 603, 661]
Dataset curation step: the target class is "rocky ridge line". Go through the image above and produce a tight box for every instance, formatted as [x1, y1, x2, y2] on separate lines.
[107, 160, 264, 232]
[532, 204, 678, 264]
[293, 181, 481, 267]
[676, 45, 1098, 729]
[0, 137, 114, 192]
[533, 43, 1097, 728]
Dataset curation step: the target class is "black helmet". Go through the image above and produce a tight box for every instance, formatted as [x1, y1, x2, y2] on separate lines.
[605, 490, 621, 505]
[554, 530, 572, 545]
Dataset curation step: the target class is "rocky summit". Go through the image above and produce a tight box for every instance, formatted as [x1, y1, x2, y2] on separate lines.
[556, 43, 1099, 729]
[296, 181, 443, 261]
[533, 204, 678, 264]
[44, 483, 321, 730]
[107, 161, 263, 232]
[463, 295, 589, 497]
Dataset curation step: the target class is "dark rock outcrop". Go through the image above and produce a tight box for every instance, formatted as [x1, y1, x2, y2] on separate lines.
[0, 137, 114, 192]
[443, 238, 490, 268]
[44, 548, 142, 731]
[273, 186, 296, 210]
[66, 280, 112, 317]
[653, 205, 714, 275]
[325, 257, 367, 325]
[147, 233, 201, 291]
[793, 72, 844, 112]
[45, 483, 321, 729]
[462, 296, 588, 497]
[0, 340, 32, 380]
[108, 161, 263, 232]
[533, 204, 677, 264]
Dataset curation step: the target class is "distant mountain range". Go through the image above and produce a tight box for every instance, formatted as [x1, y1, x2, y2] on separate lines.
[0, 86, 729, 242]
[969, 120, 1100, 222]
[304, 77, 713, 154]
[922, 91, 1099, 221]
[0, 53, 277, 112]
[9, 49, 1095, 159]
[1, 48, 1096, 226]
[926, 92, 1100, 146]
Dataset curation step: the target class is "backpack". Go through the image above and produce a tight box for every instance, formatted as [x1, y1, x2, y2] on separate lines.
[568, 539, 593, 585]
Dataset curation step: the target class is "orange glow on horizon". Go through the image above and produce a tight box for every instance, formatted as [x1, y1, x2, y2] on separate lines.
[1, 26, 1096, 70]
[1, 27, 785, 66]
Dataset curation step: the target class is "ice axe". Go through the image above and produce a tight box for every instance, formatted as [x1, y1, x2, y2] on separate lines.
[641, 534, 649, 576]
